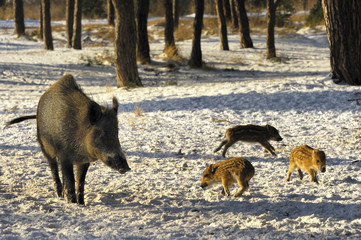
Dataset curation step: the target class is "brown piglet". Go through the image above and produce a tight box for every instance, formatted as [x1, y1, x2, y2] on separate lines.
[214, 124, 283, 157]
[201, 157, 255, 197]
[286, 145, 326, 184]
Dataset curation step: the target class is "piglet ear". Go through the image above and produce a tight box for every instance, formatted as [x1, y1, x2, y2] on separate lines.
[112, 97, 119, 113]
[210, 164, 218, 174]
[208, 164, 213, 173]
[89, 101, 102, 125]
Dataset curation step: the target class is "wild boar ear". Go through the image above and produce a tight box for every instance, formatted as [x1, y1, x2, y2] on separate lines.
[208, 164, 213, 173]
[112, 97, 119, 113]
[89, 101, 102, 125]
[210, 165, 218, 174]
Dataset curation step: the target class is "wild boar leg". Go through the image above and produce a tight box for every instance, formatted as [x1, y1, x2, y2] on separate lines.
[286, 164, 296, 181]
[214, 139, 227, 153]
[221, 139, 237, 157]
[39, 141, 63, 198]
[297, 169, 304, 180]
[43, 154, 63, 198]
[60, 159, 77, 203]
[221, 178, 231, 196]
[259, 140, 276, 156]
[234, 178, 248, 197]
[75, 163, 90, 205]
[310, 170, 319, 184]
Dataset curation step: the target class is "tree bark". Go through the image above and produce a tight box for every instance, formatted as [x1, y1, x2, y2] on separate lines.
[107, 0, 115, 26]
[136, 0, 151, 64]
[188, 0, 204, 68]
[230, 0, 239, 29]
[173, 0, 180, 28]
[215, 0, 229, 50]
[266, 0, 276, 59]
[38, 2, 43, 40]
[235, 0, 253, 48]
[72, 0, 82, 50]
[164, 0, 176, 52]
[42, 0, 53, 50]
[322, 0, 361, 85]
[223, 0, 232, 22]
[112, 0, 142, 88]
[66, 0, 74, 48]
[13, 0, 25, 37]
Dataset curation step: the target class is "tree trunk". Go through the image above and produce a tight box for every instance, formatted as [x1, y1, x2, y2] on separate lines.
[173, 0, 180, 28]
[112, 0, 142, 88]
[230, 0, 239, 29]
[235, 0, 253, 48]
[266, 0, 276, 59]
[223, 0, 232, 22]
[38, 2, 43, 40]
[164, 0, 176, 53]
[136, 0, 151, 64]
[322, 0, 361, 85]
[303, 0, 308, 10]
[13, 0, 25, 37]
[66, 0, 74, 48]
[107, 0, 115, 26]
[188, 0, 204, 68]
[215, 0, 229, 50]
[42, 0, 53, 50]
[72, 0, 82, 50]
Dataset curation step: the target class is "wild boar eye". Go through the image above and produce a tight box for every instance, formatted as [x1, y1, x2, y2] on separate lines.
[204, 174, 209, 178]
[316, 160, 320, 163]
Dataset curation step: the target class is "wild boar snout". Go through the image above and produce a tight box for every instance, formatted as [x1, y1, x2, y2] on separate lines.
[276, 136, 283, 141]
[321, 166, 326, 173]
[106, 154, 131, 174]
[201, 183, 208, 188]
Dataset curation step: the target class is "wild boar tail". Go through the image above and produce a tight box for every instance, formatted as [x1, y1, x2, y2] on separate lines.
[6, 115, 36, 126]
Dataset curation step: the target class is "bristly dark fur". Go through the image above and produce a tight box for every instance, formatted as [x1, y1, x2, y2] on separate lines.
[6, 74, 130, 205]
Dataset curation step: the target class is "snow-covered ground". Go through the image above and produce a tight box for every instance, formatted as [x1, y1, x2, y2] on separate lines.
[1, 19, 361, 239]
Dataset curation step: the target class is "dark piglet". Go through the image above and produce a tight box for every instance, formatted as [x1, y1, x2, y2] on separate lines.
[7, 74, 130, 204]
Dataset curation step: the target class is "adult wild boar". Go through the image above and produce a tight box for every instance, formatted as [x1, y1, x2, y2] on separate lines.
[7, 74, 130, 204]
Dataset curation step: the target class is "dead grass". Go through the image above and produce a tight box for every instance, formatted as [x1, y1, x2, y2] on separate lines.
[249, 16, 267, 30]
[147, 17, 219, 43]
[164, 44, 185, 63]
[277, 26, 298, 37]
[202, 17, 219, 36]
[229, 57, 245, 66]
[134, 106, 144, 116]
[174, 19, 194, 41]
[84, 24, 114, 41]
[125, 106, 147, 130]
[1, 3, 65, 20]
